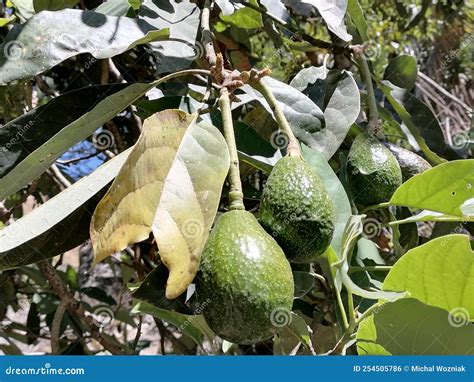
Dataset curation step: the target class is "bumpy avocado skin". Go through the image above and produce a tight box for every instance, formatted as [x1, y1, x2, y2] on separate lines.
[259, 156, 335, 263]
[347, 134, 403, 205]
[196, 210, 294, 345]
[384, 142, 432, 182]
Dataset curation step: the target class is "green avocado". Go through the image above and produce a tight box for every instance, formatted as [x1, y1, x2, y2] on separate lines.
[259, 156, 335, 263]
[347, 133, 403, 205]
[383, 142, 432, 181]
[196, 210, 294, 345]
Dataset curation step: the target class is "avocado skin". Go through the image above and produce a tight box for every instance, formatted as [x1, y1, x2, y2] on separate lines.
[383, 142, 432, 182]
[196, 210, 294, 345]
[259, 156, 335, 263]
[347, 133, 403, 205]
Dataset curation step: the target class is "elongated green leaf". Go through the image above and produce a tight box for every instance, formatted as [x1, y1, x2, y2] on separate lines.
[389, 160, 474, 218]
[91, 110, 229, 299]
[241, 77, 325, 152]
[347, 0, 368, 41]
[301, 144, 351, 257]
[131, 265, 191, 314]
[0, 149, 131, 270]
[220, 0, 263, 28]
[378, 81, 445, 165]
[357, 298, 474, 355]
[33, 0, 78, 12]
[383, 235, 474, 318]
[131, 300, 214, 346]
[0, 83, 154, 200]
[0, 9, 169, 84]
[383, 55, 417, 90]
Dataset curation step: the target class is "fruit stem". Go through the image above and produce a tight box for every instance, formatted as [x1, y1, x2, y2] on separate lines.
[355, 55, 379, 134]
[251, 79, 301, 157]
[219, 87, 245, 211]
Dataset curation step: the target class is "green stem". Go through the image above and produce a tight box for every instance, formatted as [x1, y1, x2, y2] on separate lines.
[335, 285, 349, 330]
[355, 56, 379, 133]
[349, 265, 393, 274]
[386, 215, 472, 226]
[219, 88, 245, 211]
[251, 79, 301, 156]
[361, 202, 390, 213]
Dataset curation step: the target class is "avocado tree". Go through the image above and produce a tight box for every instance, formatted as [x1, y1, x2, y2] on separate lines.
[0, 0, 472, 355]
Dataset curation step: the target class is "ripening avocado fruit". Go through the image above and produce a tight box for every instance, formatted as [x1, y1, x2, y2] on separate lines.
[196, 210, 294, 345]
[259, 156, 335, 263]
[383, 142, 432, 182]
[347, 133, 403, 205]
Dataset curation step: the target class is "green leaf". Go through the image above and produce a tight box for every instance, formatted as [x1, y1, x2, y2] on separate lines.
[347, 0, 368, 41]
[301, 144, 351, 258]
[132, 264, 191, 314]
[378, 81, 445, 165]
[131, 300, 214, 346]
[0, 15, 16, 27]
[139, 0, 199, 73]
[0, 149, 131, 270]
[234, 121, 281, 173]
[392, 89, 447, 156]
[33, 0, 78, 12]
[0, 83, 154, 200]
[220, 0, 262, 29]
[357, 298, 474, 355]
[274, 313, 313, 355]
[0, 9, 169, 84]
[389, 159, 474, 218]
[330, 215, 406, 301]
[293, 271, 315, 298]
[241, 77, 325, 153]
[94, 0, 133, 16]
[300, 0, 351, 41]
[383, 234, 474, 318]
[383, 55, 418, 90]
[291, 67, 360, 158]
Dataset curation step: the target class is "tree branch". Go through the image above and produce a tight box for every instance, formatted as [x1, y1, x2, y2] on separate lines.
[37, 260, 129, 355]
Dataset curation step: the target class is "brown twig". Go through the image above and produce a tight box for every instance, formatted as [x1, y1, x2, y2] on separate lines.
[201, 0, 217, 67]
[37, 260, 129, 355]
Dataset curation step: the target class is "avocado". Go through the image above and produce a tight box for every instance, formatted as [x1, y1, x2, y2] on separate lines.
[259, 156, 335, 263]
[347, 133, 403, 205]
[383, 142, 432, 181]
[196, 210, 294, 344]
